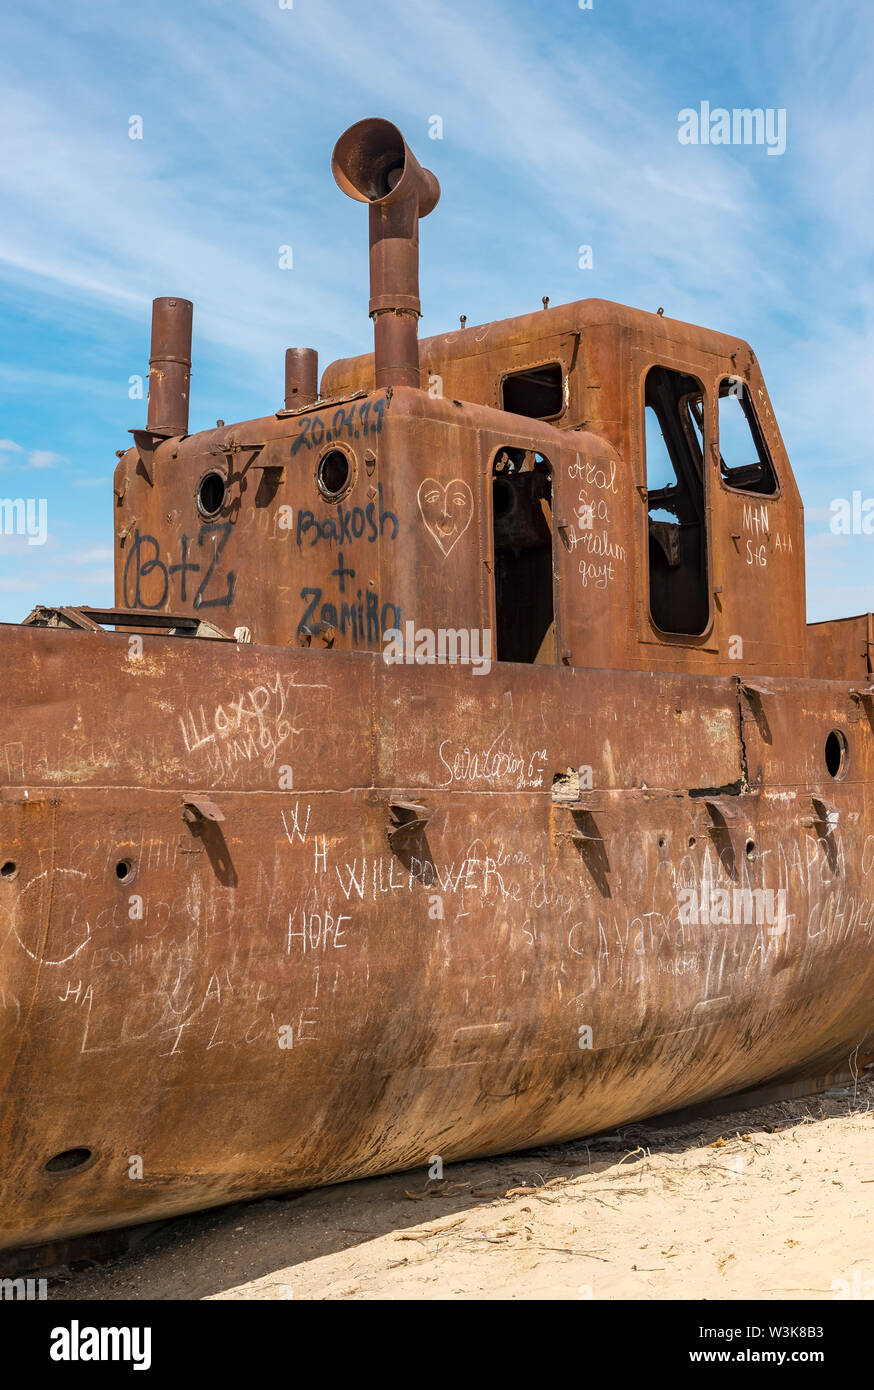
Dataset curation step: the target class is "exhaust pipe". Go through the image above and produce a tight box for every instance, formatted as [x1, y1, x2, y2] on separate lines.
[332, 119, 440, 390]
[285, 347, 319, 409]
[147, 296, 193, 436]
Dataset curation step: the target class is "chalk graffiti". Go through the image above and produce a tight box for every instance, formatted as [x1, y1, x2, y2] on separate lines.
[179, 671, 296, 778]
[417, 477, 474, 557]
[438, 733, 548, 789]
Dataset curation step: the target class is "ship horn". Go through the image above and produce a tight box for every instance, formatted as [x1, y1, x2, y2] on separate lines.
[332, 118, 440, 390]
[147, 296, 193, 437]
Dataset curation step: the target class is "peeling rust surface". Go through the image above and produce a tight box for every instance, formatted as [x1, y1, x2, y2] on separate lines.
[1, 118, 873, 1255]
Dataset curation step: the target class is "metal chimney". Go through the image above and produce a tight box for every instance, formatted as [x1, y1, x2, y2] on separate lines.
[284, 347, 319, 410]
[147, 296, 193, 436]
[332, 119, 440, 390]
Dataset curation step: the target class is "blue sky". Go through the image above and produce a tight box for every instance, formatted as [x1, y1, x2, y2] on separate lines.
[0, 0, 871, 623]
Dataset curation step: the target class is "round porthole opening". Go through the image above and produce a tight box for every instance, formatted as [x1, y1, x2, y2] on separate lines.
[197, 471, 226, 517]
[745, 839, 757, 861]
[317, 449, 352, 500]
[45, 1147, 93, 1174]
[1, 860, 17, 879]
[825, 729, 849, 780]
[115, 859, 134, 883]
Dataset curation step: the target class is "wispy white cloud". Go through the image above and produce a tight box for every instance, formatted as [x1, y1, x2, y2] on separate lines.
[69, 547, 113, 565]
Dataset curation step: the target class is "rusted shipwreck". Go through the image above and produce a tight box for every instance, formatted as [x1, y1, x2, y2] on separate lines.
[2, 118, 872, 1260]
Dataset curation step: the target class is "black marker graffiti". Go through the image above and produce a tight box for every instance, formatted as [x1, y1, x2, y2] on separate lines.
[290, 398, 386, 458]
[297, 554, 400, 645]
[296, 482, 399, 548]
[122, 526, 236, 611]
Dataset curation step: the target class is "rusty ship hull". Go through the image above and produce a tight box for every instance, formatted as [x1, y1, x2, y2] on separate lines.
[1, 625, 872, 1253]
[2, 116, 873, 1257]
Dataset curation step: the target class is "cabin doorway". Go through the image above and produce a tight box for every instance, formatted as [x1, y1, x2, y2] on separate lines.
[644, 366, 710, 636]
[491, 448, 555, 663]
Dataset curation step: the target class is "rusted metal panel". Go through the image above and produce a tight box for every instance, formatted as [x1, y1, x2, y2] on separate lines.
[808, 614, 873, 681]
[1, 627, 873, 1252]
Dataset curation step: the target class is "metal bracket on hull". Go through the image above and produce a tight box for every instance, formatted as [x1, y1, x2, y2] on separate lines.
[386, 800, 431, 857]
[387, 799, 430, 847]
[554, 804, 606, 844]
[739, 679, 775, 699]
[702, 795, 741, 822]
[802, 797, 839, 831]
[182, 798, 225, 824]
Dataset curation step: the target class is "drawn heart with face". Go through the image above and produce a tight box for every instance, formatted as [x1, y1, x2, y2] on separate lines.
[417, 477, 474, 557]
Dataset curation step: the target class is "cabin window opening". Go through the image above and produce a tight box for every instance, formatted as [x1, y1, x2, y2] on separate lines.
[491, 447, 555, 664]
[501, 364, 564, 419]
[717, 381, 778, 496]
[644, 366, 709, 637]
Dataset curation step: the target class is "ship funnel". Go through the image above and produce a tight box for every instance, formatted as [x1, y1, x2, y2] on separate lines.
[332, 118, 440, 389]
[147, 296, 193, 437]
[285, 347, 319, 410]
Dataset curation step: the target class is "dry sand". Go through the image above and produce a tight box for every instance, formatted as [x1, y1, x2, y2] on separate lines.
[52, 1076, 874, 1302]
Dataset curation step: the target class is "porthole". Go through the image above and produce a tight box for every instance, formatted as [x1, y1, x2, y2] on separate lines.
[745, 839, 757, 861]
[825, 729, 849, 780]
[45, 1147, 93, 1175]
[115, 859, 134, 884]
[1, 860, 17, 879]
[316, 448, 354, 501]
[197, 470, 226, 518]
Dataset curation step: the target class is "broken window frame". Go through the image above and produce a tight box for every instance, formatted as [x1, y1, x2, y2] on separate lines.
[715, 378, 781, 500]
[499, 361, 567, 422]
[642, 365, 713, 642]
[489, 444, 557, 665]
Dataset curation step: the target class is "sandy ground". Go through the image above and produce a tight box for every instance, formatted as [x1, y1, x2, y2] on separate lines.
[50, 1076, 874, 1302]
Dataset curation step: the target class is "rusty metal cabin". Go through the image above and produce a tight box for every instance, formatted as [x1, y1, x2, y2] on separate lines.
[321, 298, 809, 678]
[115, 303, 813, 681]
[114, 123, 813, 685]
